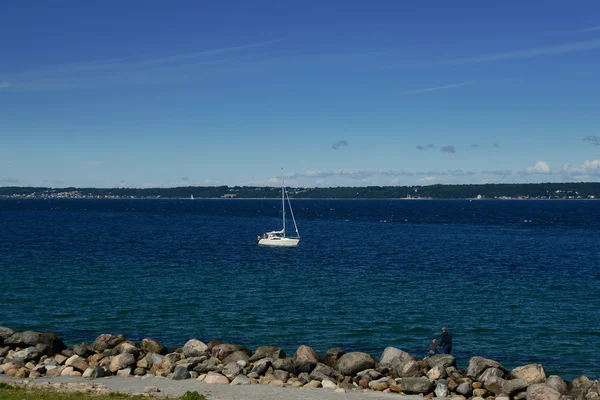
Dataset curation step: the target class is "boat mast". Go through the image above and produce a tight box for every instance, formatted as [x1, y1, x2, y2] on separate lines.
[281, 169, 286, 237]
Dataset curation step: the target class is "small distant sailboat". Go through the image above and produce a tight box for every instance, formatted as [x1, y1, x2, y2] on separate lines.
[258, 172, 300, 247]
[190, 194, 194, 200]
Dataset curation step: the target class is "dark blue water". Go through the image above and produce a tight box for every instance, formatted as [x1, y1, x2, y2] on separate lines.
[1, 199, 599, 380]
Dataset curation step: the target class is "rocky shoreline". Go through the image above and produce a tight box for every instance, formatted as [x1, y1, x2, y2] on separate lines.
[0, 327, 598, 399]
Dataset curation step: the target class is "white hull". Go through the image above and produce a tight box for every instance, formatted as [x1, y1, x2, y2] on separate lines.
[258, 237, 300, 247]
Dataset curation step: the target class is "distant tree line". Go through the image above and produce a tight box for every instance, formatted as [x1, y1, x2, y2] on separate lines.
[1, 182, 599, 199]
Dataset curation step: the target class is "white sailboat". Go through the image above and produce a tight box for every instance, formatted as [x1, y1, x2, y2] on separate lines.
[257, 174, 300, 247]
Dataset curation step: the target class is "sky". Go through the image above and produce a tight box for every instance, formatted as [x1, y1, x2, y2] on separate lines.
[1, 0, 600, 188]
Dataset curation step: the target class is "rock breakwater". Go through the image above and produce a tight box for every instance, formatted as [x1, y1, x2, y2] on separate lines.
[0, 327, 598, 399]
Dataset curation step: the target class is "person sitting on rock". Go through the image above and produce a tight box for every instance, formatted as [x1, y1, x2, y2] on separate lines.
[427, 338, 440, 357]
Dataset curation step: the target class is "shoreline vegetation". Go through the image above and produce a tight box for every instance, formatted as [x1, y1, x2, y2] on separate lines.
[0, 182, 599, 200]
[1, 327, 598, 399]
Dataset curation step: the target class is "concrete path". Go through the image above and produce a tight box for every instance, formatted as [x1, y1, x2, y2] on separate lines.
[0, 375, 425, 400]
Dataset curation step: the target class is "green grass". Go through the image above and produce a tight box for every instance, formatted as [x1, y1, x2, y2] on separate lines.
[0, 384, 208, 400]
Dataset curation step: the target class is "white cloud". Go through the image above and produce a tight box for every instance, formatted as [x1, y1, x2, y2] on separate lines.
[0, 81, 11, 90]
[520, 160, 552, 175]
[419, 176, 437, 182]
[562, 160, 600, 178]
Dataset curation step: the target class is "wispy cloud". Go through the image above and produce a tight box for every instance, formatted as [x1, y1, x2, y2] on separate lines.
[449, 39, 600, 65]
[0, 178, 19, 184]
[403, 81, 474, 94]
[470, 144, 480, 149]
[332, 140, 348, 150]
[440, 145, 456, 154]
[83, 160, 104, 167]
[481, 169, 512, 177]
[583, 136, 600, 146]
[493, 143, 501, 148]
[1, 40, 279, 91]
[0, 81, 11, 90]
[416, 144, 435, 150]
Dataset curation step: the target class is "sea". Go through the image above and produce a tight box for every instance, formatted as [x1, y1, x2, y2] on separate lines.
[1, 198, 599, 380]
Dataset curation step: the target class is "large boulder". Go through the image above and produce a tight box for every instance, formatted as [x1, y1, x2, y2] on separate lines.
[545, 375, 567, 394]
[82, 365, 109, 379]
[212, 344, 251, 361]
[4, 331, 66, 355]
[230, 374, 251, 385]
[0, 327, 15, 345]
[294, 345, 319, 373]
[426, 354, 456, 369]
[13, 347, 42, 361]
[570, 376, 593, 399]
[183, 339, 209, 358]
[502, 378, 529, 396]
[510, 363, 546, 384]
[335, 352, 376, 377]
[321, 348, 345, 367]
[140, 338, 166, 355]
[400, 377, 434, 394]
[479, 366, 505, 383]
[251, 358, 272, 376]
[222, 350, 250, 365]
[92, 334, 125, 353]
[222, 362, 243, 380]
[249, 346, 285, 362]
[392, 359, 424, 378]
[172, 365, 191, 380]
[109, 353, 136, 373]
[466, 356, 504, 378]
[203, 371, 229, 384]
[526, 383, 561, 400]
[65, 355, 90, 373]
[272, 357, 295, 373]
[379, 347, 414, 368]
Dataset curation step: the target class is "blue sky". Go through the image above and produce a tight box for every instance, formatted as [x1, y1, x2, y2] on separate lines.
[1, 0, 599, 188]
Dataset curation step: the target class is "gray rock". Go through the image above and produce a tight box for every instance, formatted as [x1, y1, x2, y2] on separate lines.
[502, 378, 529, 396]
[82, 365, 109, 379]
[140, 338, 166, 355]
[545, 375, 568, 394]
[399, 377, 434, 394]
[0, 327, 15, 343]
[149, 353, 164, 366]
[92, 334, 125, 353]
[116, 367, 132, 376]
[249, 346, 286, 362]
[222, 350, 251, 365]
[484, 375, 506, 395]
[222, 362, 242, 380]
[466, 356, 504, 378]
[510, 363, 546, 384]
[379, 347, 414, 369]
[570, 375, 593, 399]
[356, 369, 382, 380]
[321, 348, 345, 367]
[172, 365, 191, 380]
[13, 347, 42, 361]
[272, 357, 295, 373]
[109, 352, 136, 373]
[251, 358, 272, 376]
[392, 359, 423, 378]
[456, 381, 473, 397]
[212, 344, 251, 361]
[426, 365, 446, 380]
[4, 331, 66, 355]
[479, 366, 505, 383]
[230, 374, 251, 385]
[310, 363, 340, 381]
[426, 353, 456, 369]
[297, 372, 310, 384]
[71, 343, 94, 357]
[0, 347, 9, 357]
[294, 345, 319, 373]
[527, 383, 561, 400]
[435, 380, 449, 397]
[273, 369, 289, 382]
[335, 352, 376, 377]
[183, 339, 208, 358]
[161, 353, 183, 373]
